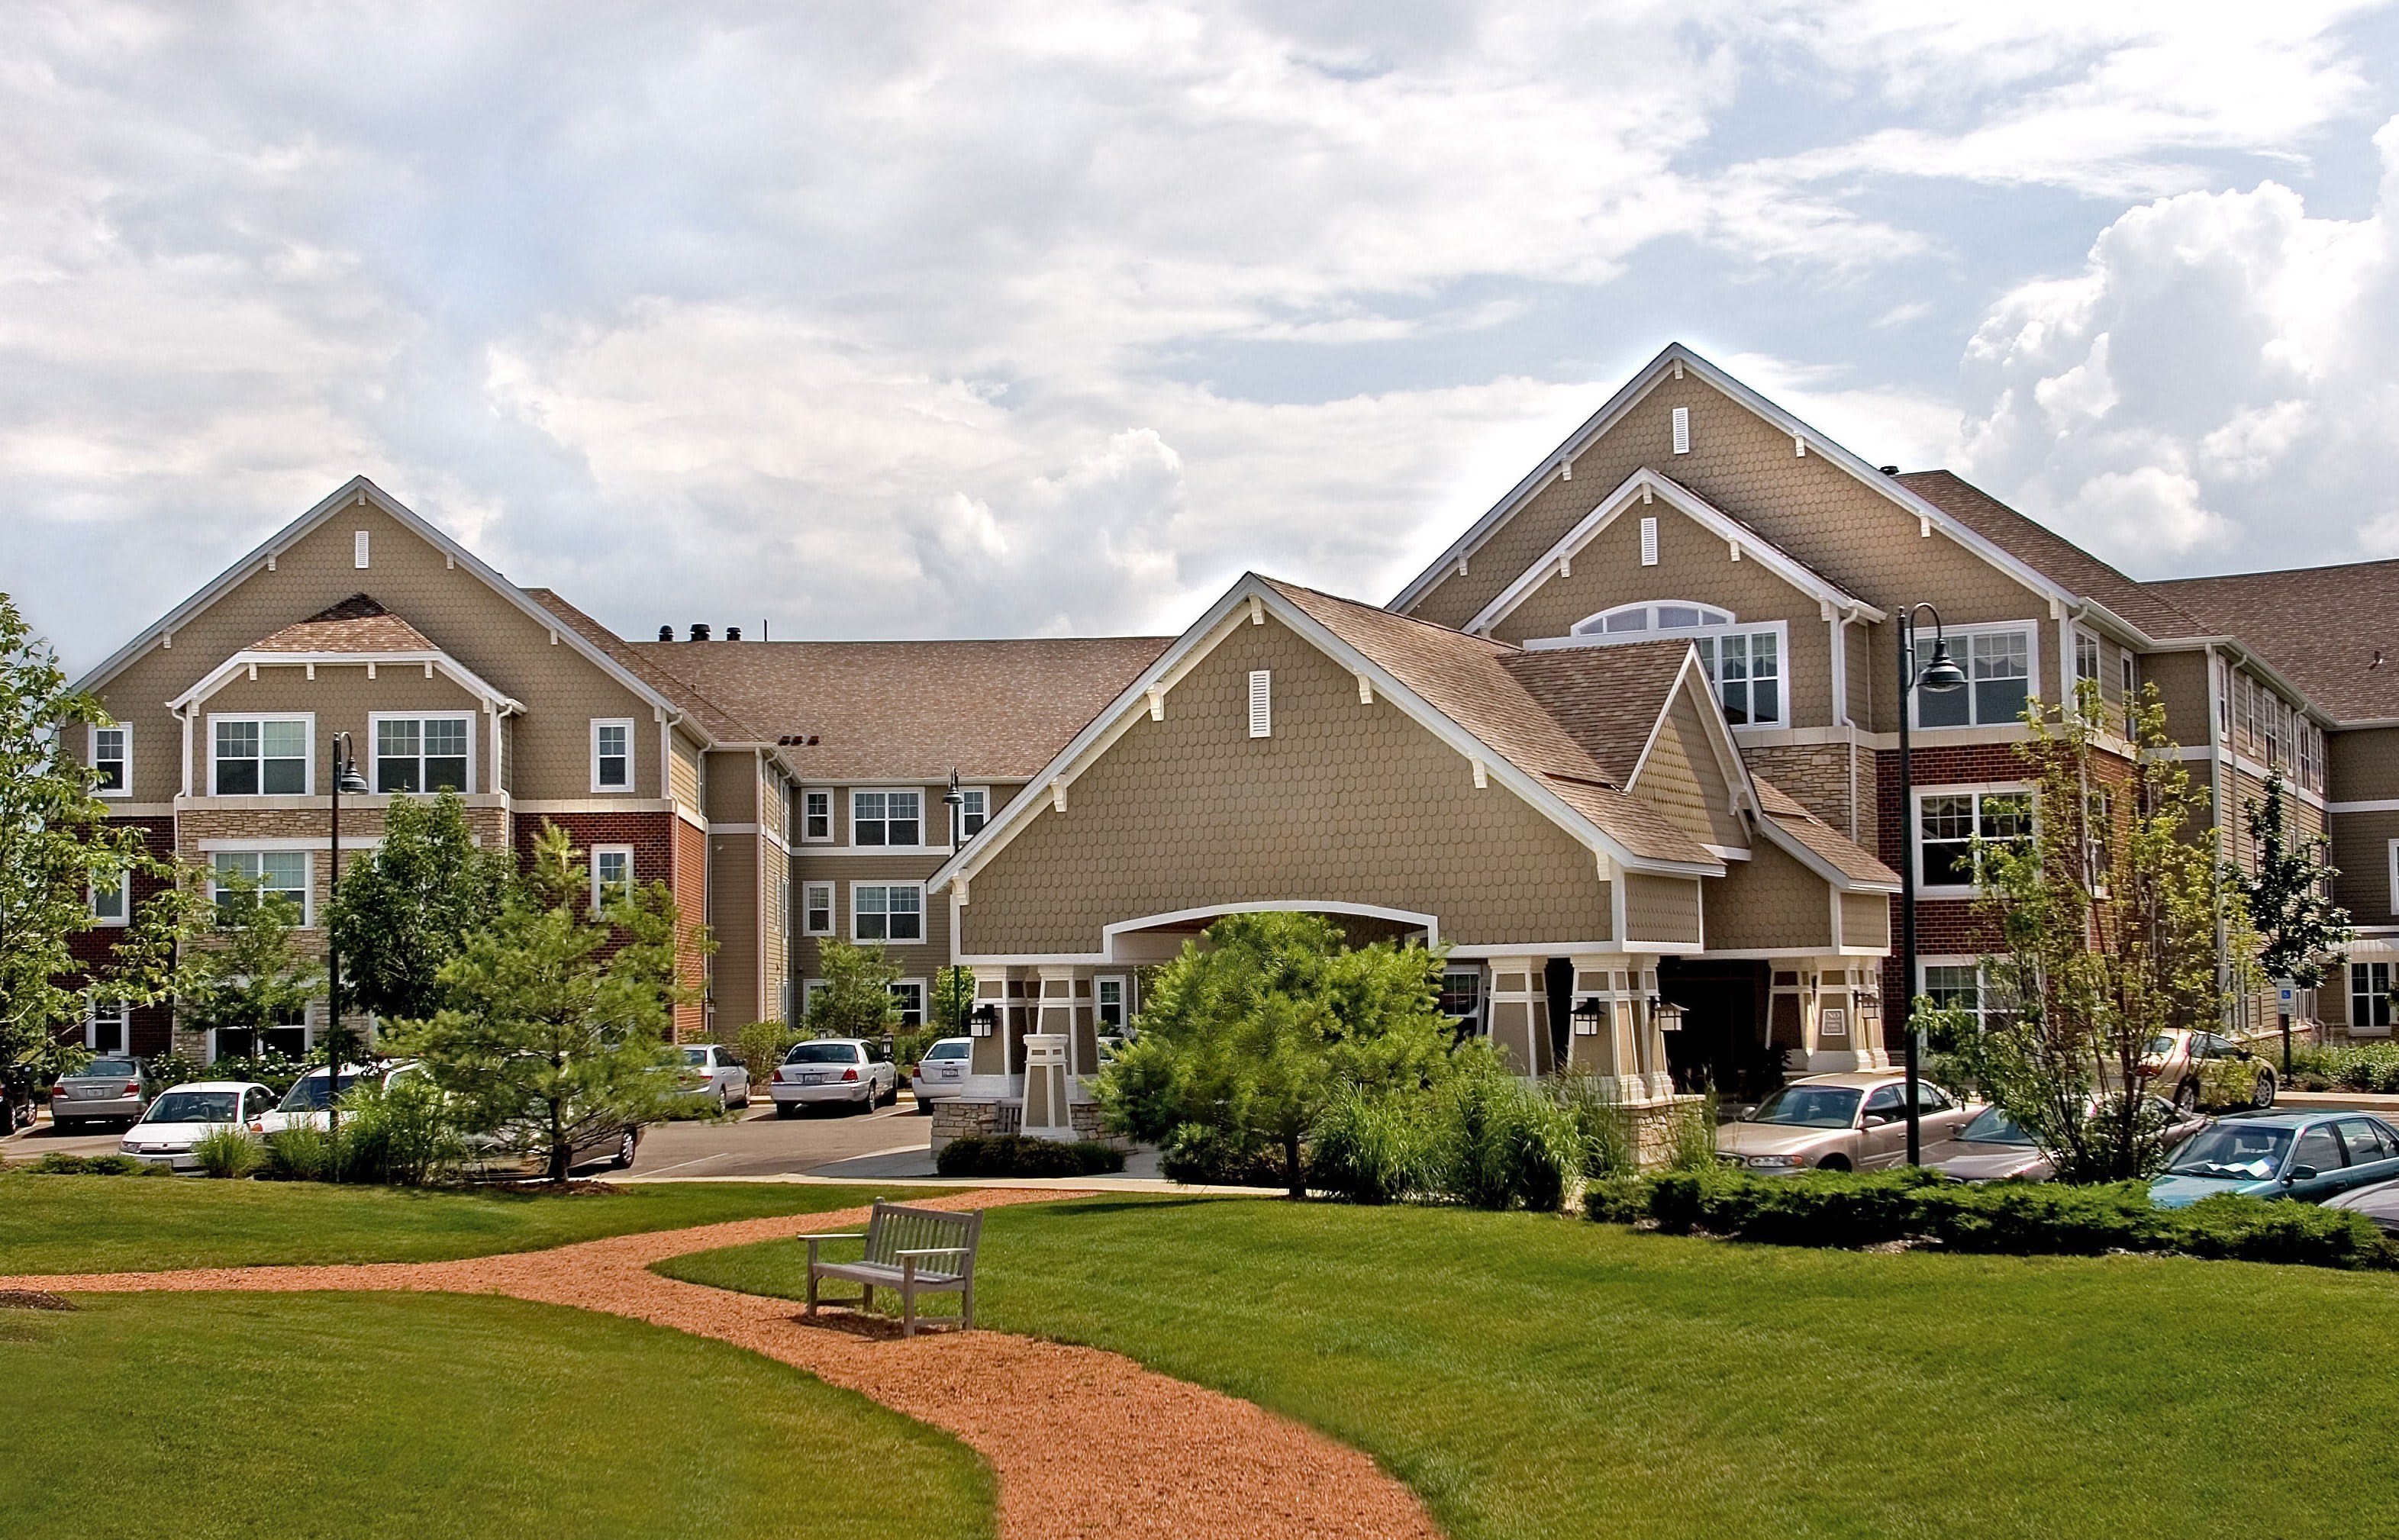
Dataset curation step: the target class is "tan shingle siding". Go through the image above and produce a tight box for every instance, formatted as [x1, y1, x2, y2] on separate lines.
[1840, 891, 1890, 949]
[1707, 839, 1833, 952]
[1627, 683, 1746, 851]
[1621, 873, 1701, 946]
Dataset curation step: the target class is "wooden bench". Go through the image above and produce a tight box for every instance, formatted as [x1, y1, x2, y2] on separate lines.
[801, 1200, 983, 1336]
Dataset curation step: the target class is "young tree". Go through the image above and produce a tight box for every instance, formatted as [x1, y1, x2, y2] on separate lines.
[325, 789, 511, 1023]
[805, 938, 901, 1039]
[1092, 912, 1457, 1198]
[175, 873, 324, 1061]
[2240, 768, 2351, 992]
[0, 594, 182, 1081]
[383, 822, 701, 1184]
[1962, 681, 2259, 1181]
[930, 964, 976, 1037]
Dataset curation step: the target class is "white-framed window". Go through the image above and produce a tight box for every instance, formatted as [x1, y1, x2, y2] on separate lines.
[1565, 605, 1786, 727]
[1915, 626, 2036, 729]
[801, 788, 834, 842]
[89, 868, 127, 926]
[91, 723, 130, 797]
[958, 786, 990, 840]
[265, 1003, 314, 1058]
[2385, 839, 2399, 917]
[592, 846, 634, 907]
[85, 997, 130, 1054]
[1440, 966, 1485, 1033]
[1248, 670, 1272, 738]
[211, 714, 311, 796]
[1571, 600, 1733, 638]
[1920, 958, 2016, 1028]
[212, 850, 310, 924]
[371, 712, 472, 794]
[1916, 788, 2030, 893]
[852, 882, 924, 943]
[1096, 975, 1129, 1032]
[2075, 630, 2100, 691]
[801, 978, 829, 1020]
[591, 719, 634, 792]
[802, 881, 835, 937]
[2349, 962, 2393, 1032]
[890, 980, 926, 1029]
[851, 788, 922, 847]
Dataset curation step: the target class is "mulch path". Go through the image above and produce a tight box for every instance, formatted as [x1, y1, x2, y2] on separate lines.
[0, 1188, 1441, 1540]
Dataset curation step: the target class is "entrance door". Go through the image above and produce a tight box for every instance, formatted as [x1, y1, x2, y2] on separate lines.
[1543, 958, 1575, 1074]
[1656, 958, 1774, 1100]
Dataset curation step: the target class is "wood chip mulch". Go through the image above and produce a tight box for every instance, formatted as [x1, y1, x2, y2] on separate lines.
[0, 1189, 1441, 1539]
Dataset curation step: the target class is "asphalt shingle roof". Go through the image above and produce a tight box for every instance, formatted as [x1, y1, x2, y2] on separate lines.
[250, 594, 437, 655]
[2146, 562, 2399, 723]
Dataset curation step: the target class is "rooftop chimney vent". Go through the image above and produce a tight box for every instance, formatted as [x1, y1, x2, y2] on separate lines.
[726, 626, 742, 641]
[658, 625, 673, 642]
[690, 623, 711, 642]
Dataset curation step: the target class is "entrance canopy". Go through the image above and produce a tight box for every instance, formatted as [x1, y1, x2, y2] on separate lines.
[1100, 900, 1439, 963]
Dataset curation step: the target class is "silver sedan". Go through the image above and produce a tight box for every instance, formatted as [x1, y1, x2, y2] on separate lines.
[49, 1055, 153, 1130]
[677, 1045, 752, 1112]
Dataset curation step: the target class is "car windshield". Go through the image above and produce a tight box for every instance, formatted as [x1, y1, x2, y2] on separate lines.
[144, 1091, 240, 1124]
[682, 1048, 711, 1066]
[785, 1042, 859, 1065]
[2166, 1124, 2294, 1181]
[2143, 1035, 2177, 1058]
[924, 1042, 969, 1061]
[1958, 1106, 2036, 1145]
[1745, 1086, 1862, 1129]
[81, 1058, 140, 1078]
[278, 1074, 361, 1111]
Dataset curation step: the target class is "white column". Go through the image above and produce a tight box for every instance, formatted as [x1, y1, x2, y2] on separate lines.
[1635, 962, 1675, 1102]
[1485, 958, 1541, 1074]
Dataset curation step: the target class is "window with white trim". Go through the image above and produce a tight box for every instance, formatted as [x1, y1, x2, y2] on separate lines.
[2349, 962, 2392, 1031]
[853, 882, 924, 942]
[1440, 967, 1485, 1033]
[801, 788, 833, 842]
[851, 788, 922, 846]
[2074, 630, 2101, 720]
[1921, 959, 2016, 1029]
[1916, 627, 2033, 729]
[86, 998, 129, 1054]
[1096, 975, 1129, 1032]
[265, 1004, 314, 1058]
[591, 720, 634, 792]
[802, 881, 834, 937]
[801, 978, 829, 1020]
[213, 850, 309, 923]
[373, 713, 472, 794]
[90, 869, 127, 926]
[2121, 652, 2139, 733]
[353, 529, 370, 569]
[92, 724, 129, 797]
[1571, 601, 1733, 638]
[959, 786, 989, 839]
[1248, 670, 1272, 738]
[1566, 605, 1785, 727]
[212, 717, 310, 795]
[1917, 789, 2029, 891]
[592, 846, 633, 907]
[890, 981, 926, 1029]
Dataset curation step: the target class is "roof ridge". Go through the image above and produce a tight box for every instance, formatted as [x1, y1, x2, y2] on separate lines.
[1262, 574, 1521, 654]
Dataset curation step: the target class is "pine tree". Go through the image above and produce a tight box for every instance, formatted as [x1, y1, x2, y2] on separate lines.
[2241, 768, 2351, 991]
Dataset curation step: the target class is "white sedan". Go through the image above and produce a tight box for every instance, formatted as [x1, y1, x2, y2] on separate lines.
[121, 1081, 274, 1171]
[909, 1037, 972, 1110]
[252, 1061, 424, 1135]
[769, 1039, 898, 1116]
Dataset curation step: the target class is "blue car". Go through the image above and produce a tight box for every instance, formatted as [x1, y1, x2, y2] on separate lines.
[2149, 1110, 2399, 1208]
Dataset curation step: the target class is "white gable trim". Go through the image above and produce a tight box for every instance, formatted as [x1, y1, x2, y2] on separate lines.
[928, 574, 1724, 896]
[1463, 469, 1886, 636]
[1389, 342, 2074, 620]
[167, 648, 529, 716]
[1625, 647, 1760, 838]
[71, 476, 704, 741]
[1757, 815, 1901, 895]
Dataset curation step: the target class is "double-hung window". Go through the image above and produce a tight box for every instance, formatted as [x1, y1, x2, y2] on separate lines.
[801, 788, 833, 842]
[591, 720, 633, 791]
[1917, 627, 2033, 728]
[1922, 960, 2015, 1029]
[1096, 975, 1129, 1032]
[592, 846, 634, 907]
[852, 789, 922, 847]
[213, 717, 309, 795]
[1917, 790, 2028, 891]
[2074, 630, 2101, 720]
[958, 787, 989, 840]
[374, 714, 471, 793]
[853, 883, 924, 942]
[802, 881, 834, 937]
[214, 850, 309, 923]
[1440, 967, 1485, 1033]
[86, 998, 129, 1054]
[92, 724, 130, 797]
[89, 869, 127, 926]
[2351, 962, 2394, 1033]
[1693, 630, 1782, 727]
[889, 981, 926, 1029]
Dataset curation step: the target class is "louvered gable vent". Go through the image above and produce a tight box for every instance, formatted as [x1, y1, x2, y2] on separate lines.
[1247, 669, 1272, 738]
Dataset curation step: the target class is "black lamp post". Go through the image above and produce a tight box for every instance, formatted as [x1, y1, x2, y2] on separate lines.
[1897, 604, 1969, 1164]
[324, 732, 369, 1134]
[944, 768, 966, 852]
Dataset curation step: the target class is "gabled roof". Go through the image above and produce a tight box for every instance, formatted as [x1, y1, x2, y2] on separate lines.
[1388, 342, 2080, 620]
[250, 595, 435, 655]
[2146, 561, 2399, 724]
[1462, 469, 1883, 636]
[521, 588, 757, 746]
[1752, 778, 1900, 890]
[1497, 640, 1698, 786]
[1894, 472, 2209, 642]
[630, 636, 1175, 782]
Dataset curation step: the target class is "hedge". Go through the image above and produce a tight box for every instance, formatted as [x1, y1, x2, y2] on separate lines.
[1585, 1167, 2397, 1271]
[933, 1134, 1126, 1178]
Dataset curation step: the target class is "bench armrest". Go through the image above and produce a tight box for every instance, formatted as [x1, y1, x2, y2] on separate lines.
[798, 1232, 866, 1242]
[892, 1247, 969, 1260]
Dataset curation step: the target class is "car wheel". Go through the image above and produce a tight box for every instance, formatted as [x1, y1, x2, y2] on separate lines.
[1816, 1155, 1852, 1172]
[713, 1086, 728, 1114]
[611, 1130, 638, 1170]
[2253, 1071, 2276, 1109]
[774, 1101, 798, 1120]
[2174, 1081, 2199, 1113]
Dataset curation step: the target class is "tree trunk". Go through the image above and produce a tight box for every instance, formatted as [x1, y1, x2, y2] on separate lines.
[1283, 1130, 1304, 1200]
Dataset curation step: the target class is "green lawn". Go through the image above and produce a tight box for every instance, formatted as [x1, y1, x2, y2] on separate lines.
[0, 1174, 936, 1274]
[0, 1290, 992, 1540]
[661, 1195, 2399, 1540]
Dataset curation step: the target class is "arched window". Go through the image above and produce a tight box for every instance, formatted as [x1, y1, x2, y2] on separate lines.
[1570, 601, 1733, 637]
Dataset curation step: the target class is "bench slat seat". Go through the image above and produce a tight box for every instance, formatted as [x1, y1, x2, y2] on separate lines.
[799, 1200, 983, 1335]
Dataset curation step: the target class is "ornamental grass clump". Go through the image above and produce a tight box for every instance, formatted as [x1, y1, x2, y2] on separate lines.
[1308, 1084, 1440, 1203]
[189, 1125, 261, 1179]
[1432, 1058, 1582, 1212]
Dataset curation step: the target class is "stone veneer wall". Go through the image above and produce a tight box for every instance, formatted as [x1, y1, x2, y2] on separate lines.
[1741, 740, 1869, 842]
[929, 1097, 1108, 1152]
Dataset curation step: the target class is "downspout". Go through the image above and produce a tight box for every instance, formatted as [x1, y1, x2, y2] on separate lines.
[2204, 644, 2231, 1022]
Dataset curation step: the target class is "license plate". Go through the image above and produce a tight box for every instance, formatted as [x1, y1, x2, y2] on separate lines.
[70, 1085, 113, 1099]
[800, 1072, 831, 1085]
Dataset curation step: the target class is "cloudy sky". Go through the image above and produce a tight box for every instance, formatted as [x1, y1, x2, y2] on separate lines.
[11, 2, 2399, 672]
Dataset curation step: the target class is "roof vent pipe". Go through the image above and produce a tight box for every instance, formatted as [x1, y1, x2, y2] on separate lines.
[691, 623, 711, 641]
[726, 626, 742, 641]
[1879, 465, 1900, 475]
[658, 625, 673, 642]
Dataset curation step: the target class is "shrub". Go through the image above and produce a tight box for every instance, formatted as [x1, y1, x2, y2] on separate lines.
[1553, 1072, 1636, 1181]
[1663, 1089, 1720, 1173]
[189, 1126, 261, 1179]
[1433, 1062, 1582, 1212]
[2285, 1041, 2399, 1094]
[735, 1019, 800, 1087]
[1309, 1085, 1440, 1203]
[935, 1134, 1125, 1178]
[260, 1121, 335, 1182]
[333, 1075, 467, 1186]
[28, 1152, 158, 1176]
[1158, 1124, 1291, 1187]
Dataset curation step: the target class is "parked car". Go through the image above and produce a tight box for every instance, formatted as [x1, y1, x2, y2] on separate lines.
[676, 1044, 751, 1112]
[909, 1037, 972, 1110]
[1716, 1071, 1977, 1174]
[1923, 1094, 2207, 1182]
[2148, 1110, 2399, 1207]
[118, 1081, 274, 1171]
[461, 1120, 645, 1179]
[2326, 1175, 2399, 1233]
[250, 1060, 425, 1134]
[2137, 1029, 2276, 1111]
[770, 1038, 898, 1116]
[47, 1055, 155, 1131]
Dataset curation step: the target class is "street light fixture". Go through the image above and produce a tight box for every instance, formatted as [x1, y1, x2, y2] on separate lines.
[325, 732, 369, 1136]
[1897, 602, 1966, 1165]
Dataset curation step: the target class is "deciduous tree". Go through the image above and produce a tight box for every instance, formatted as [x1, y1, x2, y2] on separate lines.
[2240, 768, 2351, 991]
[325, 788, 511, 1023]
